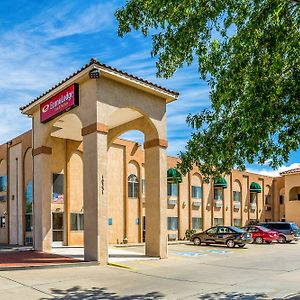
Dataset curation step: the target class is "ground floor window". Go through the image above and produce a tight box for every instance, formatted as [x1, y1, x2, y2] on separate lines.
[71, 213, 84, 231]
[25, 214, 32, 232]
[168, 217, 178, 230]
[0, 216, 5, 228]
[214, 218, 223, 226]
[192, 217, 202, 230]
[233, 219, 241, 227]
[53, 174, 64, 203]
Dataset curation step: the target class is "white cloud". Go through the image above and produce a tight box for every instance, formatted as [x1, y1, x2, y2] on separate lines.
[247, 163, 300, 177]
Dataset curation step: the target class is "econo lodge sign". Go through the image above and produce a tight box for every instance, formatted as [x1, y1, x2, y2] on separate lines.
[40, 84, 79, 123]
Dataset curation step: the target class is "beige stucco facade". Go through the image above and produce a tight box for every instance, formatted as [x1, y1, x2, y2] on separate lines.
[0, 59, 299, 264]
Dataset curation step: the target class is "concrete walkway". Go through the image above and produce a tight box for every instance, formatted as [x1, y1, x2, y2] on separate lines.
[52, 246, 160, 263]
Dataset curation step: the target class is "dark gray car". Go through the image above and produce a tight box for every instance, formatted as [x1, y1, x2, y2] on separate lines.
[258, 222, 300, 243]
[190, 226, 252, 248]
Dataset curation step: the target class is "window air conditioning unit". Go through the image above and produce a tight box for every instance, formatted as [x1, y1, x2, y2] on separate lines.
[233, 201, 241, 209]
[215, 200, 223, 208]
[168, 233, 177, 241]
[250, 203, 257, 210]
[168, 199, 177, 206]
[192, 200, 202, 207]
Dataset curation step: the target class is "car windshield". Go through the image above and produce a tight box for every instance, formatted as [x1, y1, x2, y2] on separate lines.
[291, 224, 299, 231]
[258, 226, 270, 232]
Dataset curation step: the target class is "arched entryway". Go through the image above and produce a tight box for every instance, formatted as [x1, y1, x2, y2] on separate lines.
[22, 60, 177, 264]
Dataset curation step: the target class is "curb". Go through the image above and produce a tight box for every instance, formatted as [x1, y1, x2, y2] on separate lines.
[0, 261, 98, 271]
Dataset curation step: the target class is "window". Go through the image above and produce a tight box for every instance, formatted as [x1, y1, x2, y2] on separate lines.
[128, 174, 139, 198]
[233, 219, 241, 227]
[25, 214, 32, 232]
[206, 227, 218, 234]
[265, 195, 271, 205]
[214, 188, 223, 200]
[0, 196, 6, 202]
[218, 227, 235, 234]
[167, 217, 178, 230]
[192, 217, 202, 230]
[71, 213, 84, 231]
[25, 181, 33, 232]
[142, 179, 145, 195]
[25, 181, 33, 213]
[214, 218, 223, 226]
[233, 191, 241, 202]
[192, 186, 202, 199]
[53, 174, 64, 203]
[279, 195, 284, 205]
[167, 183, 178, 197]
[0, 216, 6, 228]
[0, 176, 7, 192]
[250, 193, 257, 203]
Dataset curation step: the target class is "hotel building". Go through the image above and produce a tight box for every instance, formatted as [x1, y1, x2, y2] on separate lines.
[0, 59, 299, 263]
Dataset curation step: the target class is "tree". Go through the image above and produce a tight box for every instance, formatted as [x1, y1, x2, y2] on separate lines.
[116, 0, 300, 179]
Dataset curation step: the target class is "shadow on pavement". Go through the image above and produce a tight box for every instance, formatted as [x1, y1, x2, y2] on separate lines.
[198, 292, 269, 299]
[41, 286, 164, 299]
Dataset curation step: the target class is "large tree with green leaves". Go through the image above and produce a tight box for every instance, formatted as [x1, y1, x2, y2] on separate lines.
[116, 0, 300, 179]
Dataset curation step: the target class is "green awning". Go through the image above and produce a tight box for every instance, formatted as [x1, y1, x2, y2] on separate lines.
[167, 168, 182, 183]
[250, 182, 262, 193]
[214, 177, 227, 189]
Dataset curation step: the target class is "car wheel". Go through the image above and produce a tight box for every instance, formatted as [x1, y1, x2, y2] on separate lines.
[193, 237, 201, 246]
[255, 236, 264, 244]
[238, 244, 246, 248]
[278, 235, 286, 244]
[226, 239, 235, 248]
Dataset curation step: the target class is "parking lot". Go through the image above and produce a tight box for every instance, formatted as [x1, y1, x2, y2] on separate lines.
[0, 242, 300, 299]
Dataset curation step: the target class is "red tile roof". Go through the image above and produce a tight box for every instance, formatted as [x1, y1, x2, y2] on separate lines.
[280, 168, 300, 176]
[20, 58, 179, 111]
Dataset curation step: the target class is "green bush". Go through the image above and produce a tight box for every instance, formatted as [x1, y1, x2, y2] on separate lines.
[185, 229, 196, 240]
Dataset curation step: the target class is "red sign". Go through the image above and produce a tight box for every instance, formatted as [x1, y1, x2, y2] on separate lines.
[40, 84, 79, 123]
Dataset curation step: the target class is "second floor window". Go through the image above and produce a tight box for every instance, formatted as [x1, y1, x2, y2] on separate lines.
[167, 183, 178, 197]
[233, 191, 241, 202]
[214, 188, 223, 201]
[128, 174, 139, 198]
[192, 186, 202, 199]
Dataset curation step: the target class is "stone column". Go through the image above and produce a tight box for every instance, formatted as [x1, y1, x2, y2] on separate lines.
[83, 131, 108, 264]
[144, 142, 168, 258]
[33, 148, 52, 252]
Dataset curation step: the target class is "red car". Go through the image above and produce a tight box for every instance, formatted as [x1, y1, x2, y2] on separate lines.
[243, 225, 279, 244]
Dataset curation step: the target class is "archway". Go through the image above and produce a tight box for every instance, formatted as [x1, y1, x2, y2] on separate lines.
[106, 107, 168, 259]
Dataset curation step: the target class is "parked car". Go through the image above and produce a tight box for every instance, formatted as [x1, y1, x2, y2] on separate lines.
[242, 225, 279, 244]
[258, 222, 300, 243]
[190, 226, 252, 248]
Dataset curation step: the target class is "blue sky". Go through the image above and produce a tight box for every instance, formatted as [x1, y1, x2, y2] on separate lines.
[0, 0, 298, 176]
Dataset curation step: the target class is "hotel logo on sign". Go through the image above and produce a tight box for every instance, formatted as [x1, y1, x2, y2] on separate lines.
[40, 84, 79, 123]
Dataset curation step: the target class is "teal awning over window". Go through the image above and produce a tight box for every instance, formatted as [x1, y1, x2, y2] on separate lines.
[250, 182, 262, 193]
[214, 177, 227, 189]
[167, 168, 182, 183]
